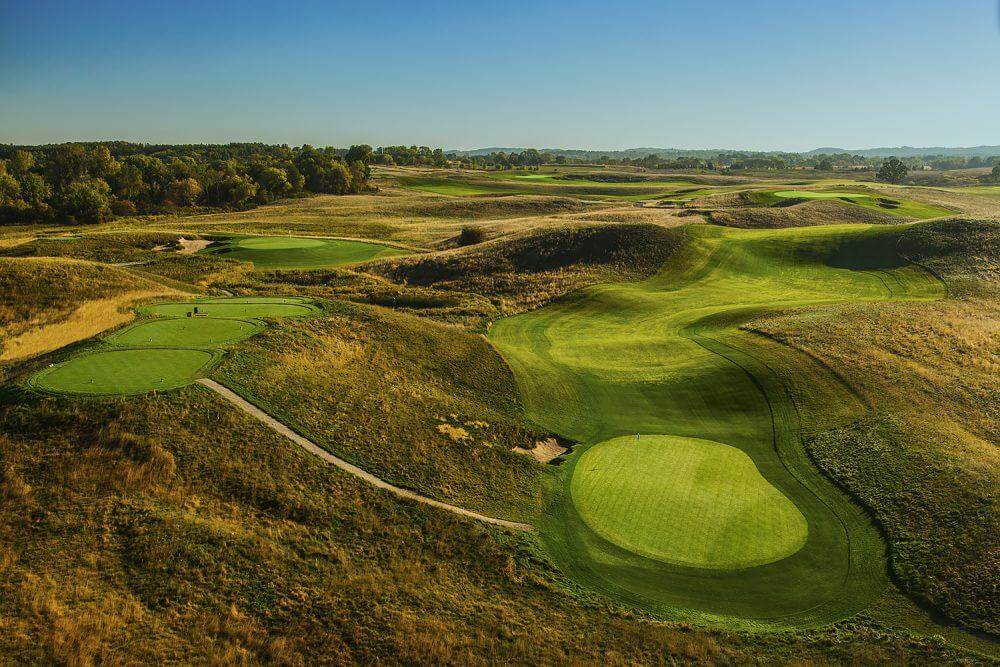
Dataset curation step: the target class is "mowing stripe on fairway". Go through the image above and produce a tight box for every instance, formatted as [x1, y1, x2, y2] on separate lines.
[489, 222, 944, 628]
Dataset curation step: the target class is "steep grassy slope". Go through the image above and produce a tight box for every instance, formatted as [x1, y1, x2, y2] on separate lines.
[1, 384, 979, 663]
[212, 301, 552, 520]
[0, 257, 180, 362]
[368, 223, 683, 316]
[746, 218, 999, 633]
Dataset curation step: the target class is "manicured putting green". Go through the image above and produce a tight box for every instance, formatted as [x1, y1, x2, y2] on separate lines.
[204, 235, 407, 269]
[29, 348, 218, 396]
[571, 434, 808, 569]
[106, 317, 262, 348]
[141, 298, 317, 319]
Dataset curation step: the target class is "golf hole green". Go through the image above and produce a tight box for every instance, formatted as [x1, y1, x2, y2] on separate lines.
[570, 434, 808, 569]
[106, 317, 263, 348]
[29, 348, 219, 396]
[203, 235, 407, 269]
[237, 236, 327, 250]
[140, 298, 317, 319]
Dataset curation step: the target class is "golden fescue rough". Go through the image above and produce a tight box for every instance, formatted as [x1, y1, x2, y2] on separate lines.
[0, 257, 180, 361]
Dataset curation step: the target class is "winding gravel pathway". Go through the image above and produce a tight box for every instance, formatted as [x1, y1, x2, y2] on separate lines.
[198, 378, 534, 531]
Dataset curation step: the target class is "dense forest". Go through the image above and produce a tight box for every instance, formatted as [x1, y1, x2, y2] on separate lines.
[0, 142, 373, 225]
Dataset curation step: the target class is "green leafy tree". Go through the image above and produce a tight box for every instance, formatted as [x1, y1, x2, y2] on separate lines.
[345, 144, 372, 164]
[166, 177, 204, 206]
[991, 164, 1000, 182]
[60, 177, 112, 224]
[876, 157, 908, 183]
[8, 150, 34, 175]
[816, 158, 834, 171]
[18, 173, 51, 208]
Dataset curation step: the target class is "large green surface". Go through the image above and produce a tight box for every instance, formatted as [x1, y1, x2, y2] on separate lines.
[571, 434, 808, 569]
[106, 317, 263, 348]
[28, 297, 317, 396]
[204, 235, 407, 269]
[762, 189, 953, 219]
[490, 223, 944, 628]
[140, 296, 318, 319]
[28, 348, 219, 396]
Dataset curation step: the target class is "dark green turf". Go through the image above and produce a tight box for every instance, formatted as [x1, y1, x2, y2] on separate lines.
[106, 317, 263, 348]
[203, 235, 408, 269]
[490, 223, 944, 629]
[28, 348, 221, 396]
[27, 296, 319, 397]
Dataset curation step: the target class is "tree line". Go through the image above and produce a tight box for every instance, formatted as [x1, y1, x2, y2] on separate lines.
[0, 142, 374, 225]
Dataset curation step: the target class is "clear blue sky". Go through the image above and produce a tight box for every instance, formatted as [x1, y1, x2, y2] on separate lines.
[2, 0, 998, 151]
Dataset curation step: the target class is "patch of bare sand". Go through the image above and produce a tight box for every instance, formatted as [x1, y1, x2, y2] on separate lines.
[513, 437, 568, 463]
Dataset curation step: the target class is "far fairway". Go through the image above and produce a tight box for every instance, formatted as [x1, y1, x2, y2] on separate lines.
[29, 348, 219, 396]
[204, 235, 407, 269]
[571, 434, 808, 569]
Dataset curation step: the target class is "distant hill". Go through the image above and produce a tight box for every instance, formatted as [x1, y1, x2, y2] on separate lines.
[803, 145, 1000, 158]
[452, 145, 1000, 159]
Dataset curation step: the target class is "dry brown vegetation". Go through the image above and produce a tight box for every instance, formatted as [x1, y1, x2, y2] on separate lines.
[708, 199, 900, 228]
[0, 257, 180, 362]
[367, 223, 683, 317]
[0, 350, 980, 664]
[746, 219, 999, 633]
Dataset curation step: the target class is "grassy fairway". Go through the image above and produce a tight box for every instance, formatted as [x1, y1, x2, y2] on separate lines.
[490, 223, 944, 628]
[204, 235, 407, 269]
[106, 317, 263, 347]
[763, 189, 954, 219]
[571, 434, 808, 569]
[28, 348, 220, 395]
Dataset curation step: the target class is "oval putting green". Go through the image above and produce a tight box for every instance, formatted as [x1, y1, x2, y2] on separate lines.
[204, 235, 407, 269]
[140, 299, 317, 319]
[236, 236, 327, 250]
[106, 317, 263, 348]
[571, 434, 808, 569]
[29, 348, 219, 396]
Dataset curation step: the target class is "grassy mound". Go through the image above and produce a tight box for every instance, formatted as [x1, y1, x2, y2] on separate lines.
[106, 317, 263, 348]
[368, 223, 682, 314]
[746, 218, 999, 633]
[571, 434, 808, 569]
[0, 257, 179, 362]
[204, 236, 407, 269]
[490, 223, 944, 627]
[709, 200, 901, 228]
[28, 348, 220, 396]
